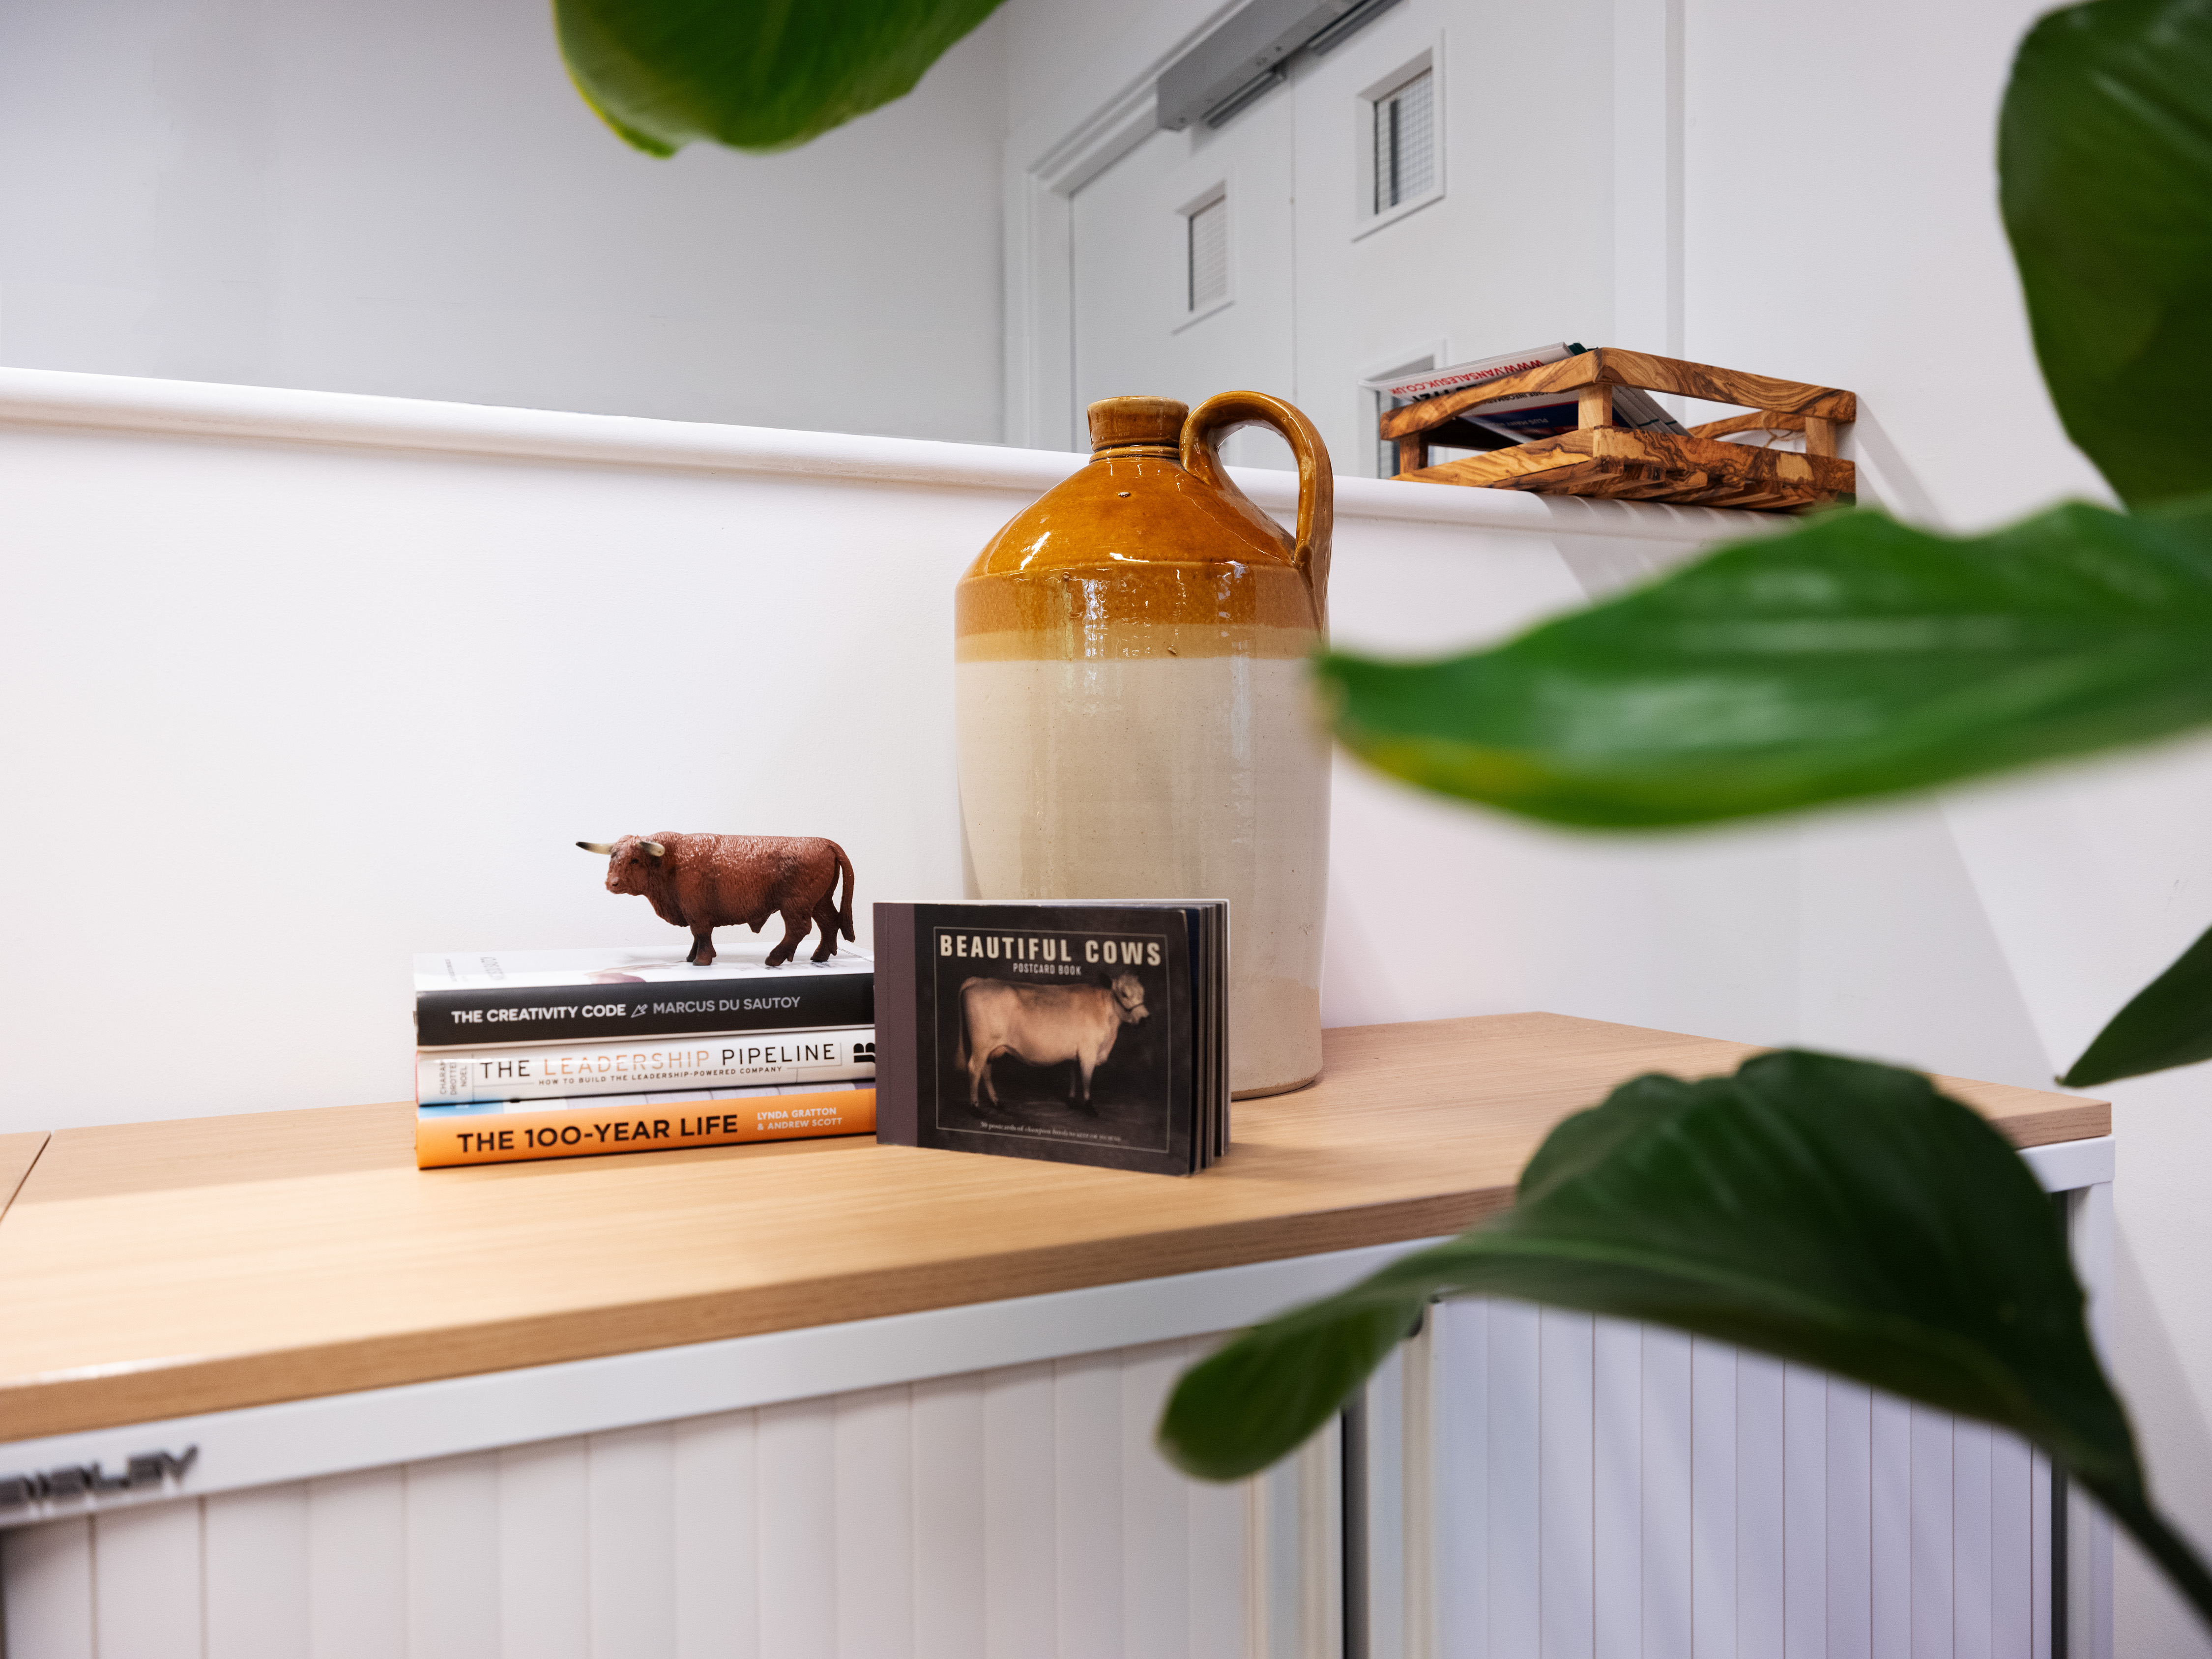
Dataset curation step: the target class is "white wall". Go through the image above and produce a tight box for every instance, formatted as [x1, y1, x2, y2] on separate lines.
[0, 369, 1758, 1138]
[0, 0, 1007, 442]
[1003, 0, 2209, 1649]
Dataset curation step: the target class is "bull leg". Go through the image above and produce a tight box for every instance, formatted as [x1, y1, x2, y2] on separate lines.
[968, 1047, 996, 1108]
[688, 926, 717, 967]
[809, 892, 841, 961]
[765, 907, 811, 968]
[1075, 1052, 1099, 1114]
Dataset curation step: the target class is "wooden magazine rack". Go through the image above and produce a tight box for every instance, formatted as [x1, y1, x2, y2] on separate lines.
[1381, 348, 1856, 513]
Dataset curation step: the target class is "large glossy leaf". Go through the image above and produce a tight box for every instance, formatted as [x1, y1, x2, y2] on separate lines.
[2065, 920, 2212, 1084]
[554, 0, 1006, 156]
[2000, 0, 2212, 507]
[1318, 495, 2212, 827]
[1158, 1051, 2212, 1625]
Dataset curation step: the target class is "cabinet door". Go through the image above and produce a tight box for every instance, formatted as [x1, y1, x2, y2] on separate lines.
[1070, 89, 1299, 469]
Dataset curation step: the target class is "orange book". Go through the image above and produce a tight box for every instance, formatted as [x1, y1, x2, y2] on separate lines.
[416, 1083, 875, 1169]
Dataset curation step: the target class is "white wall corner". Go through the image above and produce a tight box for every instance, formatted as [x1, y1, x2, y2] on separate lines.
[1610, 0, 1684, 364]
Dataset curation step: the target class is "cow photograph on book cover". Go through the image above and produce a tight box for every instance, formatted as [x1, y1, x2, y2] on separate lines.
[926, 922, 1181, 1165]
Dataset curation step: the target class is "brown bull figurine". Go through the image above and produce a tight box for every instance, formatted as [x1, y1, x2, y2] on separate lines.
[576, 834, 855, 967]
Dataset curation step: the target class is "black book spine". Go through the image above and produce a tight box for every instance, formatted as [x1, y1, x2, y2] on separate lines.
[415, 973, 874, 1049]
[871, 904, 919, 1146]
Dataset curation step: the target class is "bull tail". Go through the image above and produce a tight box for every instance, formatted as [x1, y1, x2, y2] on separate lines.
[831, 840, 856, 940]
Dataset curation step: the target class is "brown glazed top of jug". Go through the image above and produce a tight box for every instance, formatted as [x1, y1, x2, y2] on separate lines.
[956, 393, 1332, 664]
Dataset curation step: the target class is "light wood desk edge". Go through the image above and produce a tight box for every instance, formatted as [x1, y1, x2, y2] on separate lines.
[0, 1014, 2109, 1439]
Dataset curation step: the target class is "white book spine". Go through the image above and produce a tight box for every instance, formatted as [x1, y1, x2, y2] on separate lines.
[417, 1026, 874, 1104]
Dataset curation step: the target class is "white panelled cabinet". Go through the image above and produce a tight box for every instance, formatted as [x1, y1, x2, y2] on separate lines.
[0, 1040, 2111, 1659]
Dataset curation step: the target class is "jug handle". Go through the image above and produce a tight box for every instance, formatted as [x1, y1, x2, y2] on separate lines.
[1182, 391, 1335, 634]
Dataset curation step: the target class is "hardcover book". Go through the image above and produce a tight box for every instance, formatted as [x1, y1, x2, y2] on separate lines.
[872, 901, 1228, 1176]
[1362, 341, 1688, 443]
[417, 1027, 874, 1104]
[413, 942, 872, 1049]
[415, 1079, 875, 1168]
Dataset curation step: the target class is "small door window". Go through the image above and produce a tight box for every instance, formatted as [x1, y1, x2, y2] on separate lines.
[1374, 69, 1435, 213]
[1187, 192, 1229, 313]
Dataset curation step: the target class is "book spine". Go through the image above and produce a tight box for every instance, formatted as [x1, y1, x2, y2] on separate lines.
[416, 1087, 876, 1169]
[872, 904, 919, 1147]
[415, 972, 873, 1048]
[417, 1028, 875, 1104]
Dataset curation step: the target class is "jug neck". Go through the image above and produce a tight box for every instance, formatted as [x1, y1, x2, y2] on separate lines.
[1091, 442, 1180, 463]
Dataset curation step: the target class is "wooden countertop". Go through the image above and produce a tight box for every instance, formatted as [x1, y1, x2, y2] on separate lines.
[0, 1014, 2108, 1440]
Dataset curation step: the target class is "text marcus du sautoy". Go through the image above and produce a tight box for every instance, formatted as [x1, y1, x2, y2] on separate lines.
[446, 996, 806, 1024]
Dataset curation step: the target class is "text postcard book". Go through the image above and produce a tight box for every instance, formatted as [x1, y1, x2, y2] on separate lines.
[413, 941, 873, 1049]
[873, 901, 1227, 1177]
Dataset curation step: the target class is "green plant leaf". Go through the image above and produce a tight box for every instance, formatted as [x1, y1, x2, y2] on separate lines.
[1318, 495, 2212, 827]
[1157, 1051, 2212, 1626]
[554, 0, 1007, 155]
[2000, 0, 2212, 508]
[2065, 920, 2212, 1084]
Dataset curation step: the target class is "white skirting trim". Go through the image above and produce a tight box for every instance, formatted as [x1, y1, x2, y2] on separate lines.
[0, 365, 1772, 543]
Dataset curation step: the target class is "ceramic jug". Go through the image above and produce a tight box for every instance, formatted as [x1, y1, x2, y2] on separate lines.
[955, 392, 1333, 1098]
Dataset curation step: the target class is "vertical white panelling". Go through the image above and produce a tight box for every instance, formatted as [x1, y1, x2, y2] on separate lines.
[591, 1423, 678, 1659]
[2030, 1453, 2052, 1659]
[1401, 1317, 1438, 1659]
[983, 1361, 1056, 1659]
[832, 1386, 913, 1659]
[1593, 1319, 1640, 1659]
[1953, 1422, 1993, 1659]
[1912, 1406, 1956, 1658]
[1297, 1417, 1344, 1659]
[1784, 1366, 1828, 1659]
[1256, 1438, 1306, 1659]
[2, 1515, 95, 1659]
[1871, 1394, 1914, 1659]
[1988, 1434, 2032, 1659]
[497, 1438, 589, 1659]
[307, 1466, 407, 1659]
[672, 1410, 759, 1659]
[1827, 1380, 1873, 1659]
[1691, 1339, 1739, 1659]
[1642, 1327, 1694, 1659]
[1538, 1309, 1595, 1659]
[1183, 1411, 1249, 1659]
[1487, 1300, 1542, 1659]
[407, 1453, 500, 1659]
[1435, 1300, 1487, 1659]
[1118, 1340, 1191, 1659]
[1737, 1353, 1787, 1659]
[0, 1328, 2081, 1659]
[2083, 1497, 2115, 1659]
[910, 1374, 985, 1659]
[1055, 1350, 1124, 1659]
[94, 1499, 204, 1659]
[756, 1397, 837, 1659]
[204, 1484, 309, 1659]
[1367, 1342, 1409, 1659]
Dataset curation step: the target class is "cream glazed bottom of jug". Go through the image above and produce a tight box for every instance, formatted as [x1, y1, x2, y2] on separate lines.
[954, 391, 1337, 1099]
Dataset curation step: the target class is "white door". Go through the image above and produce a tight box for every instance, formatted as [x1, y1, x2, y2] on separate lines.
[1070, 85, 1299, 469]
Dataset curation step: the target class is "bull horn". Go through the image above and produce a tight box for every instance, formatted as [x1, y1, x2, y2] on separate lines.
[642, 840, 667, 858]
[576, 841, 614, 854]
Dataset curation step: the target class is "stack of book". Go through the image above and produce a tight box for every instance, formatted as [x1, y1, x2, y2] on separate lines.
[1363, 341, 1689, 446]
[412, 943, 875, 1168]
